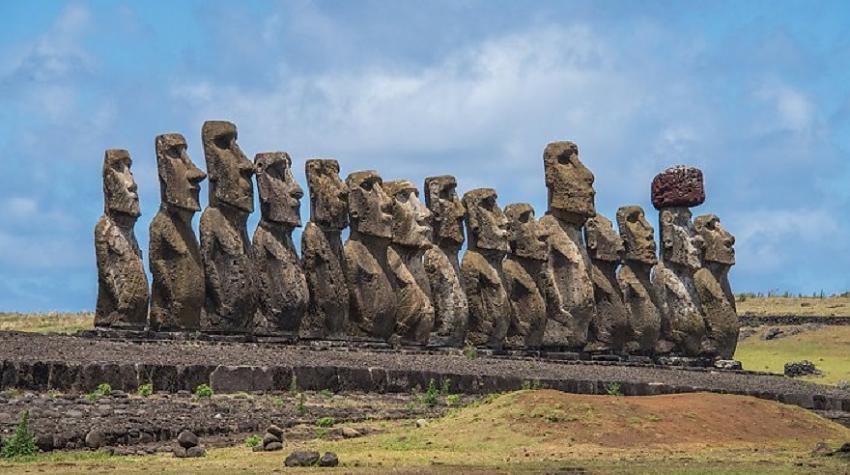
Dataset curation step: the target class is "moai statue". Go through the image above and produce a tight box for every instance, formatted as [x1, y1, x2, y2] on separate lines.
[94, 149, 149, 329]
[343, 171, 397, 340]
[694, 214, 738, 359]
[539, 141, 597, 350]
[651, 165, 708, 356]
[585, 214, 630, 353]
[385, 180, 435, 344]
[300, 159, 350, 339]
[502, 203, 549, 349]
[461, 188, 510, 349]
[252, 152, 308, 335]
[422, 175, 469, 346]
[149, 134, 207, 331]
[616, 206, 663, 355]
[199, 120, 257, 333]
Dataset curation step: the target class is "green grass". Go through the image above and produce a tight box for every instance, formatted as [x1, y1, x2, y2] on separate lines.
[736, 326, 850, 385]
[0, 312, 92, 333]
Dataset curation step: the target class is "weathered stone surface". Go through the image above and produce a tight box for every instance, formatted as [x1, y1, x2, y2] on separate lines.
[423, 175, 468, 347]
[502, 203, 549, 349]
[95, 149, 149, 329]
[252, 152, 308, 335]
[319, 451, 339, 467]
[461, 188, 510, 349]
[694, 214, 738, 359]
[200, 120, 257, 333]
[651, 165, 705, 209]
[177, 429, 198, 448]
[285, 450, 320, 467]
[541, 141, 596, 350]
[616, 206, 662, 354]
[585, 215, 630, 352]
[186, 446, 205, 457]
[149, 133, 207, 331]
[344, 171, 397, 340]
[385, 180, 435, 344]
[654, 207, 707, 356]
[300, 159, 349, 339]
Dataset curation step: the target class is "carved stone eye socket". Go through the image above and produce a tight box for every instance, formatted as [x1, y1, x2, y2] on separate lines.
[214, 134, 232, 149]
[519, 211, 532, 223]
[557, 155, 571, 165]
[627, 213, 639, 223]
[168, 147, 183, 159]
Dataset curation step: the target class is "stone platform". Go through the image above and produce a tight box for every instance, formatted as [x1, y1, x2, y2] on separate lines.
[1, 331, 848, 414]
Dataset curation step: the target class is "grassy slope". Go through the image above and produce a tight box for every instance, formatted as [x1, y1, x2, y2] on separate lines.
[736, 326, 850, 385]
[737, 296, 850, 317]
[0, 312, 92, 333]
[2, 390, 849, 474]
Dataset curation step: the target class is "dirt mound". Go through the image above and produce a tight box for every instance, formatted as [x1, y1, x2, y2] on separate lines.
[431, 390, 850, 449]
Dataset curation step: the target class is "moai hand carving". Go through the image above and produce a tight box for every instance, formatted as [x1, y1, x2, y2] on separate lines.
[694, 214, 738, 359]
[252, 152, 308, 335]
[300, 159, 350, 339]
[461, 188, 510, 349]
[585, 214, 630, 353]
[385, 180, 435, 345]
[149, 134, 207, 331]
[651, 166, 709, 356]
[616, 206, 663, 355]
[95, 149, 149, 329]
[343, 170, 397, 340]
[423, 175, 468, 346]
[539, 141, 597, 350]
[199, 120, 257, 333]
[503, 203, 549, 349]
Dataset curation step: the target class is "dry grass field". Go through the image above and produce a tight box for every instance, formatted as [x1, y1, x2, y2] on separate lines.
[2, 390, 848, 474]
[737, 295, 850, 317]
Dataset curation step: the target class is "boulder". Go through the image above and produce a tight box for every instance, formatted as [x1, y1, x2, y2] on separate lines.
[284, 450, 320, 467]
[85, 429, 105, 449]
[177, 429, 199, 449]
[341, 427, 361, 438]
[263, 432, 281, 446]
[186, 446, 206, 457]
[264, 442, 283, 452]
[319, 452, 339, 467]
[784, 361, 821, 378]
[266, 424, 284, 438]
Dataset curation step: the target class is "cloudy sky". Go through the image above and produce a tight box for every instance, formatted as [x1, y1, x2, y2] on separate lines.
[2, 0, 849, 311]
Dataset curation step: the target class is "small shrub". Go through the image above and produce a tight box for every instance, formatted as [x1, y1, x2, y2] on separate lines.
[446, 394, 461, 407]
[97, 383, 112, 395]
[440, 378, 451, 396]
[195, 383, 213, 398]
[272, 397, 285, 408]
[244, 434, 262, 448]
[296, 392, 306, 415]
[316, 416, 335, 427]
[1, 411, 37, 458]
[315, 428, 329, 439]
[463, 346, 478, 360]
[522, 380, 543, 390]
[605, 382, 623, 397]
[319, 389, 334, 399]
[420, 379, 439, 407]
[288, 376, 299, 396]
[137, 383, 153, 398]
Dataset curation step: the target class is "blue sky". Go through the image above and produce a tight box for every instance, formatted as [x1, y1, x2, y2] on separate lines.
[2, 0, 849, 311]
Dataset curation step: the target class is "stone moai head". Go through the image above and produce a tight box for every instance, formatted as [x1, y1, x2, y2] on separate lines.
[424, 175, 465, 248]
[585, 214, 624, 263]
[103, 149, 141, 218]
[616, 205, 657, 266]
[384, 180, 432, 249]
[544, 141, 596, 224]
[202, 120, 254, 213]
[305, 159, 348, 230]
[659, 208, 704, 271]
[155, 133, 207, 212]
[694, 214, 735, 266]
[462, 188, 509, 253]
[504, 203, 549, 261]
[255, 152, 303, 227]
[346, 170, 393, 239]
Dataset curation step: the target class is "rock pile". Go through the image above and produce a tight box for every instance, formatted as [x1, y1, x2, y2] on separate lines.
[254, 424, 284, 452]
[784, 360, 822, 378]
[174, 429, 205, 458]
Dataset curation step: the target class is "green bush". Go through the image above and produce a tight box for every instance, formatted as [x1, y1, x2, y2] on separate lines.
[195, 383, 213, 398]
[85, 382, 113, 401]
[420, 379, 439, 407]
[137, 383, 153, 398]
[296, 392, 306, 415]
[319, 389, 334, 399]
[316, 416, 336, 427]
[605, 382, 623, 397]
[464, 346, 478, 360]
[1, 411, 37, 458]
[244, 434, 262, 448]
[446, 394, 461, 407]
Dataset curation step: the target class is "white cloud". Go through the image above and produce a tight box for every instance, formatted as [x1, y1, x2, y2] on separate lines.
[755, 83, 814, 133]
[3, 197, 38, 217]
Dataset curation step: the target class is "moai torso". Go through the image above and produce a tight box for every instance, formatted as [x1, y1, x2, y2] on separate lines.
[502, 204, 549, 349]
[252, 152, 308, 335]
[615, 206, 662, 355]
[149, 134, 206, 331]
[585, 215, 630, 353]
[461, 188, 510, 349]
[422, 175, 468, 347]
[343, 171, 397, 340]
[385, 180, 435, 345]
[653, 206, 707, 356]
[300, 159, 350, 339]
[540, 141, 597, 350]
[95, 149, 149, 329]
[199, 121, 257, 333]
[694, 214, 738, 359]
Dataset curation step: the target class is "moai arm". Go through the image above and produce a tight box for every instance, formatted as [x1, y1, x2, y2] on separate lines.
[95, 219, 126, 313]
[149, 220, 187, 311]
[539, 266, 572, 325]
[200, 215, 226, 314]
